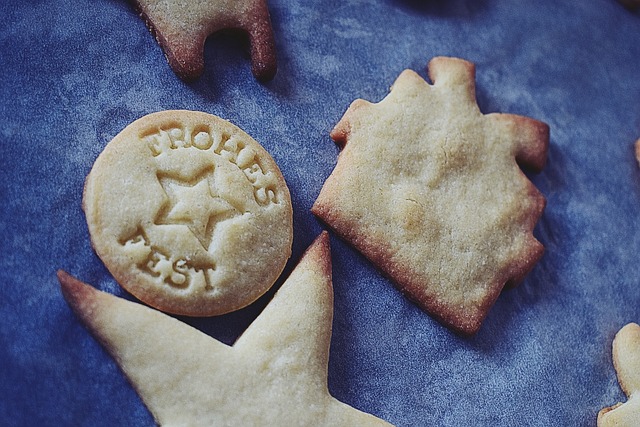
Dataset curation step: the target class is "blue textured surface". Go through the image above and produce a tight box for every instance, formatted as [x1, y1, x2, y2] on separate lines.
[1, 1, 640, 426]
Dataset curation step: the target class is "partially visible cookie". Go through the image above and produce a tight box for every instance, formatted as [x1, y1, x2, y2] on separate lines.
[58, 233, 394, 426]
[619, 0, 640, 10]
[598, 323, 640, 426]
[132, 0, 277, 81]
[83, 110, 292, 316]
[312, 56, 548, 335]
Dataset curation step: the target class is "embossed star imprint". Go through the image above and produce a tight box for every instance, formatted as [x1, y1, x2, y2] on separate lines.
[598, 323, 640, 426]
[58, 234, 394, 426]
[83, 110, 292, 316]
[312, 57, 549, 335]
[156, 168, 239, 250]
[132, 0, 277, 81]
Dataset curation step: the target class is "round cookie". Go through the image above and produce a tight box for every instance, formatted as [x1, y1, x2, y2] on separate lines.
[83, 110, 293, 316]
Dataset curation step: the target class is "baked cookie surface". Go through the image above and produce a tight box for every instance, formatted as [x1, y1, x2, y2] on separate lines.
[598, 323, 640, 426]
[83, 110, 292, 316]
[58, 233, 393, 426]
[312, 57, 549, 335]
[132, 0, 277, 81]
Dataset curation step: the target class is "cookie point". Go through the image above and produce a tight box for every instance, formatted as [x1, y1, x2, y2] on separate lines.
[301, 232, 332, 278]
[427, 56, 476, 90]
[57, 269, 81, 295]
[57, 270, 97, 310]
[252, 60, 277, 82]
[308, 231, 331, 257]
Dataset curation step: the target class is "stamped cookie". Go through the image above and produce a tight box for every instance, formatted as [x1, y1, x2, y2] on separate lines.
[58, 233, 393, 426]
[132, 0, 277, 81]
[598, 323, 640, 426]
[312, 57, 549, 335]
[83, 110, 292, 316]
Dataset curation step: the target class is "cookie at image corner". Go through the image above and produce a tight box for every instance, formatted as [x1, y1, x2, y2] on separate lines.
[83, 110, 293, 317]
[598, 323, 640, 426]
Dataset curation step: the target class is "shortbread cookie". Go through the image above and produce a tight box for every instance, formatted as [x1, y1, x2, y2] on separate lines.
[132, 0, 277, 81]
[83, 110, 292, 316]
[58, 233, 394, 426]
[312, 57, 549, 335]
[598, 323, 640, 426]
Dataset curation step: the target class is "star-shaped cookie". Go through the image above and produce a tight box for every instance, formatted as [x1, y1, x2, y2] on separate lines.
[312, 56, 549, 335]
[598, 323, 640, 426]
[58, 232, 393, 426]
[132, 0, 277, 81]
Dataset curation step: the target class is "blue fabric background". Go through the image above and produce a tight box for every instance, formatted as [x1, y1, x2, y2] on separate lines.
[1, 1, 639, 426]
